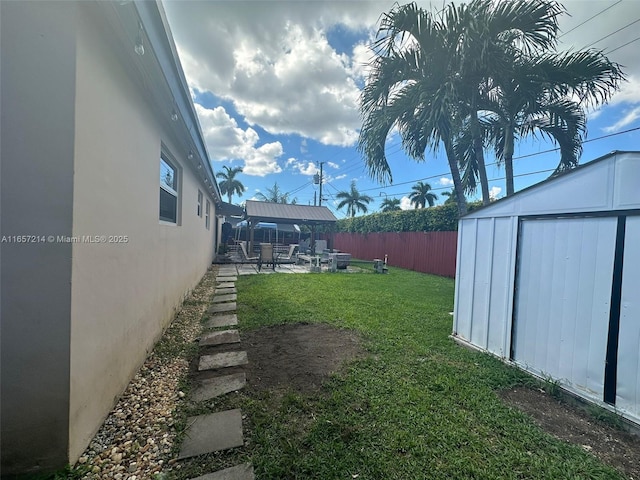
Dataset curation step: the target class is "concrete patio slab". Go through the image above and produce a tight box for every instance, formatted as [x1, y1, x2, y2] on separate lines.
[199, 351, 248, 371]
[209, 302, 236, 314]
[215, 287, 237, 295]
[216, 282, 235, 289]
[204, 314, 238, 329]
[190, 373, 246, 402]
[212, 293, 237, 303]
[199, 329, 240, 347]
[189, 463, 255, 480]
[178, 409, 244, 459]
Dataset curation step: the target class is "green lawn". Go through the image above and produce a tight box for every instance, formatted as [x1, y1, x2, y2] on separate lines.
[178, 262, 624, 479]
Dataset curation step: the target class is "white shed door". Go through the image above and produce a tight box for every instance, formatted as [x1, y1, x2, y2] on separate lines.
[616, 215, 640, 421]
[513, 216, 617, 400]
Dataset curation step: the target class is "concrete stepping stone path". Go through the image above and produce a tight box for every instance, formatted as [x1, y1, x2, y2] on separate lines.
[209, 302, 236, 314]
[212, 293, 237, 303]
[204, 314, 238, 329]
[189, 463, 255, 480]
[199, 351, 248, 371]
[216, 282, 235, 290]
[199, 329, 240, 347]
[190, 373, 247, 402]
[178, 409, 244, 459]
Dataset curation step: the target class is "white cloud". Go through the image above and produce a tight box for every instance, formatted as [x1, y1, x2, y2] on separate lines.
[327, 162, 340, 169]
[438, 177, 454, 187]
[489, 186, 502, 201]
[195, 103, 283, 176]
[602, 105, 640, 133]
[287, 159, 318, 176]
[164, 3, 378, 147]
[400, 196, 413, 210]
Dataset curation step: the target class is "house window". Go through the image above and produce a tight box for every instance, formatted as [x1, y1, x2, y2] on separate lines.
[197, 190, 203, 217]
[160, 156, 178, 223]
[205, 200, 210, 230]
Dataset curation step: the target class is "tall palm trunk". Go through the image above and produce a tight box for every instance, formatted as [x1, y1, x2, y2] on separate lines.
[444, 139, 468, 216]
[469, 95, 490, 205]
[503, 125, 516, 196]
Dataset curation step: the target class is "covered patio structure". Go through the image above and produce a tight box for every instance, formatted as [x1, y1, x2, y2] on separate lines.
[243, 200, 337, 253]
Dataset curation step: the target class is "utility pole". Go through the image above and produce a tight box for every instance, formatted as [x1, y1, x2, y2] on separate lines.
[319, 162, 324, 206]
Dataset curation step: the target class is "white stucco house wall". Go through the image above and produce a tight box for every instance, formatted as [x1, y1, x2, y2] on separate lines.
[1, 1, 230, 474]
[453, 151, 640, 426]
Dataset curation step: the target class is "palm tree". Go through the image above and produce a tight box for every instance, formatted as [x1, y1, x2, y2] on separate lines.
[359, 2, 468, 215]
[380, 197, 402, 212]
[255, 182, 297, 204]
[450, 0, 566, 206]
[482, 51, 623, 196]
[336, 181, 373, 217]
[409, 181, 438, 208]
[442, 188, 462, 205]
[216, 166, 245, 204]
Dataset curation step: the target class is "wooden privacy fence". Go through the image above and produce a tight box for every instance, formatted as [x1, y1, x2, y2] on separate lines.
[328, 231, 458, 278]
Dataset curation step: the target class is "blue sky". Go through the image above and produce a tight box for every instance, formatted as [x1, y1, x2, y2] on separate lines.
[163, 0, 640, 218]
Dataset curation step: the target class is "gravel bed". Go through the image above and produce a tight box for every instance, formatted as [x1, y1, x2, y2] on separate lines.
[78, 267, 218, 480]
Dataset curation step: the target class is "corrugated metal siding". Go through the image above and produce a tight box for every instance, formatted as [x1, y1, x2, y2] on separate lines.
[513, 217, 618, 401]
[616, 216, 640, 421]
[453, 217, 515, 357]
[330, 231, 457, 277]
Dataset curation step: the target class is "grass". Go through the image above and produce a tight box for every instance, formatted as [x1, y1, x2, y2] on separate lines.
[174, 262, 625, 480]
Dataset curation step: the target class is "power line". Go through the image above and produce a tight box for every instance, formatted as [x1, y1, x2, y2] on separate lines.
[582, 17, 640, 49]
[559, 1, 623, 38]
[606, 35, 640, 54]
[340, 125, 640, 196]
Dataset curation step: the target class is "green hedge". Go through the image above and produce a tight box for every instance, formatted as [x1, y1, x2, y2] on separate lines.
[334, 202, 482, 233]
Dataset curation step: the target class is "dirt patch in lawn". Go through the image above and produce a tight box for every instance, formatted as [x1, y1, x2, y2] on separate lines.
[241, 322, 364, 394]
[501, 387, 640, 479]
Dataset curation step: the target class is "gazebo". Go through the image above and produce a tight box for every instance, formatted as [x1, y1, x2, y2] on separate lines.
[243, 200, 337, 252]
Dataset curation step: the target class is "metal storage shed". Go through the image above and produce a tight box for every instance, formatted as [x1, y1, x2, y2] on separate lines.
[452, 151, 640, 425]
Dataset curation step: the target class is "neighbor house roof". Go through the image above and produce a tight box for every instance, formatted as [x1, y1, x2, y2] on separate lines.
[245, 200, 337, 225]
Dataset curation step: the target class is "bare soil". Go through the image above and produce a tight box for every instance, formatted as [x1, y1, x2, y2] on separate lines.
[501, 387, 640, 480]
[241, 322, 365, 393]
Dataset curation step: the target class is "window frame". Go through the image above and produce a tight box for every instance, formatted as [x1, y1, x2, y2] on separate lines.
[205, 200, 211, 230]
[197, 189, 203, 217]
[159, 154, 180, 224]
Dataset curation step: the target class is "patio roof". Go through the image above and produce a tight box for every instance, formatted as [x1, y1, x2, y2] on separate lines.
[245, 200, 336, 226]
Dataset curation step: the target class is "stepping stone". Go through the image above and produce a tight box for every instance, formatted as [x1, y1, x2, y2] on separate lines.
[215, 287, 237, 295]
[199, 329, 240, 347]
[199, 351, 248, 371]
[189, 463, 255, 480]
[216, 282, 235, 290]
[217, 276, 237, 282]
[212, 293, 237, 303]
[178, 409, 244, 459]
[191, 373, 247, 402]
[217, 268, 237, 275]
[189, 463, 254, 480]
[209, 302, 236, 313]
[204, 314, 238, 329]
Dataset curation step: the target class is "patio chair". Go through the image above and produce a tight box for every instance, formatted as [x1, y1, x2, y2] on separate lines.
[239, 242, 259, 263]
[258, 243, 276, 272]
[276, 244, 299, 265]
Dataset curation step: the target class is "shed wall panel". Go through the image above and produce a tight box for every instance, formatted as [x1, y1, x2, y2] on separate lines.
[513, 217, 617, 400]
[455, 219, 478, 341]
[470, 219, 494, 348]
[487, 217, 514, 356]
[616, 216, 640, 421]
